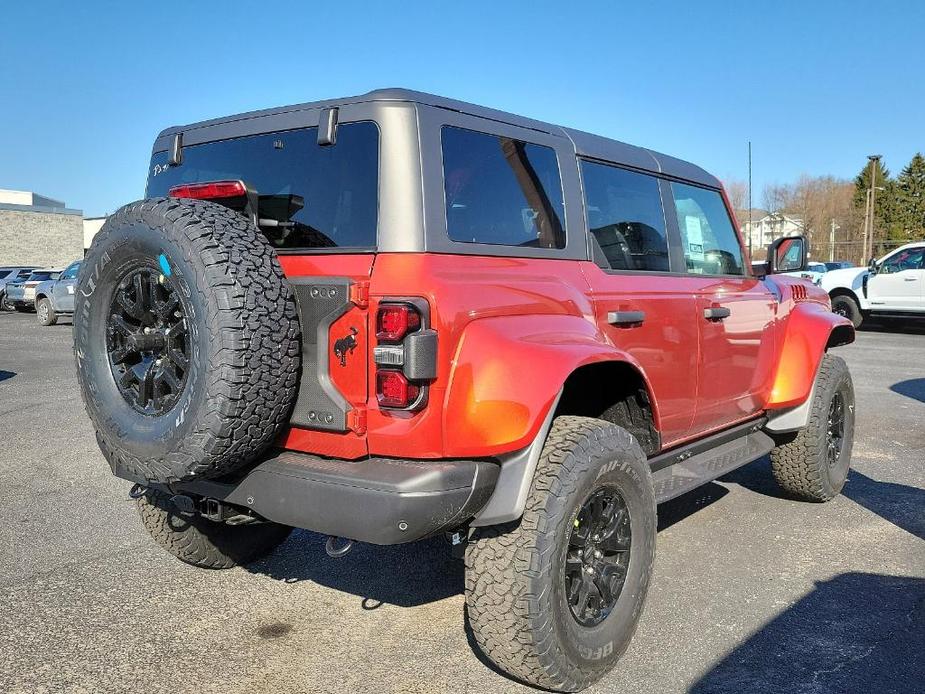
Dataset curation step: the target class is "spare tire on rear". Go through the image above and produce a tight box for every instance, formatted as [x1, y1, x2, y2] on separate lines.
[74, 198, 300, 484]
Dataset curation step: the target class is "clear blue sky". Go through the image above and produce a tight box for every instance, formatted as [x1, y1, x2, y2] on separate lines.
[2, 0, 923, 216]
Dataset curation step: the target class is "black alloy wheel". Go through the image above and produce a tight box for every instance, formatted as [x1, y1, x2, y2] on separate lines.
[826, 390, 846, 468]
[106, 265, 190, 416]
[564, 486, 632, 627]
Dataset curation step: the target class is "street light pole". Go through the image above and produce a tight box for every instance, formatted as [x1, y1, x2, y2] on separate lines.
[866, 154, 882, 262]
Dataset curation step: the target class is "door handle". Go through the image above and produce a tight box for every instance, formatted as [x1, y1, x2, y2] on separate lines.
[903, 277, 918, 281]
[608, 310, 646, 326]
[703, 306, 731, 320]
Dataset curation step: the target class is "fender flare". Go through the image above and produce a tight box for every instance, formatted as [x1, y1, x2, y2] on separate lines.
[442, 313, 660, 457]
[766, 301, 853, 416]
[452, 314, 658, 526]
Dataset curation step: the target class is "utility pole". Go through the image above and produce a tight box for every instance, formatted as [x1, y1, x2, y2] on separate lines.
[747, 141, 753, 256]
[829, 218, 839, 262]
[866, 154, 882, 262]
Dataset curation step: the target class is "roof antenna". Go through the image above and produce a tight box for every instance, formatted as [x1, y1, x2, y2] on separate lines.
[317, 107, 338, 146]
[168, 133, 183, 166]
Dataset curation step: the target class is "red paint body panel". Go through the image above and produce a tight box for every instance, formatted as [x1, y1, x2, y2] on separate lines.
[766, 278, 852, 408]
[273, 250, 851, 461]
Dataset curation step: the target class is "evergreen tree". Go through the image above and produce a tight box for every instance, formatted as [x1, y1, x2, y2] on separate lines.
[853, 159, 899, 251]
[895, 153, 925, 239]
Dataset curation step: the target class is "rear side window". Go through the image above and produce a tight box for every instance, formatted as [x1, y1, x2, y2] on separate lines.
[670, 183, 745, 276]
[441, 126, 565, 248]
[146, 122, 379, 250]
[581, 161, 669, 271]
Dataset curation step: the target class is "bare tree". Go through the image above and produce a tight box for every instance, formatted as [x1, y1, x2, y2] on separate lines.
[722, 178, 748, 215]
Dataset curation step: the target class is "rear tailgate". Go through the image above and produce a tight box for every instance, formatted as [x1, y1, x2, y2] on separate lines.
[277, 255, 374, 459]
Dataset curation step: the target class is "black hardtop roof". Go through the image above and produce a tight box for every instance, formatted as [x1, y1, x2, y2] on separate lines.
[157, 88, 720, 188]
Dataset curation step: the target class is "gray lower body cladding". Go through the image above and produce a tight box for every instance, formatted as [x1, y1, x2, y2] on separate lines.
[163, 451, 500, 545]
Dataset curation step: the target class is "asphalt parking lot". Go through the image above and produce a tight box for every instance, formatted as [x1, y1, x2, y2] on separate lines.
[0, 310, 922, 694]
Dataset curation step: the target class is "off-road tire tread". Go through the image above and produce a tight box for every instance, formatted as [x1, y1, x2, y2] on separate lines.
[136, 489, 292, 569]
[769, 354, 853, 502]
[465, 416, 654, 691]
[78, 198, 300, 483]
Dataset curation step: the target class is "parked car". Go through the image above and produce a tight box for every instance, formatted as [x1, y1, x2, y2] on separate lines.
[32, 260, 81, 325]
[784, 260, 828, 284]
[824, 260, 854, 271]
[74, 89, 856, 692]
[821, 241, 925, 327]
[4, 269, 62, 312]
[0, 266, 39, 310]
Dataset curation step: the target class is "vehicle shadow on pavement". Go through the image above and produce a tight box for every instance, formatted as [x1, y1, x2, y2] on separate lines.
[0, 370, 15, 383]
[890, 378, 925, 403]
[722, 459, 925, 542]
[689, 572, 925, 694]
[246, 483, 732, 609]
[247, 531, 464, 607]
[859, 318, 925, 335]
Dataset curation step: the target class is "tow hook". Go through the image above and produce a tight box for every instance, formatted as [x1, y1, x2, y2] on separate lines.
[128, 483, 147, 499]
[325, 536, 354, 558]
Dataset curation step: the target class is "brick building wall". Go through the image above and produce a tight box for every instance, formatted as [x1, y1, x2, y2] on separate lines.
[0, 208, 84, 267]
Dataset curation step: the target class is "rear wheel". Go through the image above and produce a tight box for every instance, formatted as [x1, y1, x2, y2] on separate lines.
[465, 416, 656, 691]
[136, 489, 292, 569]
[831, 295, 863, 328]
[36, 298, 57, 326]
[770, 354, 854, 501]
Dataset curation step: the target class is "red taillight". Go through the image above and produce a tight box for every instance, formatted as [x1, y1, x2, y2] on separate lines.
[376, 303, 421, 342]
[376, 370, 421, 409]
[168, 180, 247, 200]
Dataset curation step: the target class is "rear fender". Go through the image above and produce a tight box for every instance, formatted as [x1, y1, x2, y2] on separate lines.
[766, 301, 854, 412]
[443, 313, 659, 456]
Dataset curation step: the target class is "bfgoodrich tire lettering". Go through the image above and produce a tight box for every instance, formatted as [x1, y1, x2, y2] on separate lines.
[769, 354, 855, 501]
[465, 416, 656, 691]
[74, 198, 300, 483]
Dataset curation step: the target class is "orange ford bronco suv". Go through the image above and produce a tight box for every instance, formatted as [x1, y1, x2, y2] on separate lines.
[75, 89, 856, 691]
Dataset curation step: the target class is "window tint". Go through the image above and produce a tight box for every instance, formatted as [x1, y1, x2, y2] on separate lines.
[146, 122, 379, 249]
[61, 262, 80, 280]
[581, 161, 669, 271]
[671, 183, 744, 275]
[441, 126, 565, 248]
[880, 247, 925, 273]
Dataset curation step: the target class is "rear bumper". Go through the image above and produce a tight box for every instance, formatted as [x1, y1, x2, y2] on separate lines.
[142, 451, 500, 545]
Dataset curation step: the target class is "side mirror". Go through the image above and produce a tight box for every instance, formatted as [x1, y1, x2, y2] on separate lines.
[868, 257, 879, 274]
[767, 235, 807, 274]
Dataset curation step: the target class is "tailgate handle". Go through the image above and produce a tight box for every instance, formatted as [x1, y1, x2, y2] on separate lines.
[608, 310, 646, 326]
[704, 306, 731, 320]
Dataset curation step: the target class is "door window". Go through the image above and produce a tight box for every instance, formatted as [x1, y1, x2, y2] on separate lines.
[580, 161, 669, 271]
[441, 126, 565, 248]
[61, 262, 81, 280]
[880, 247, 925, 274]
[670, 183, 745, 276]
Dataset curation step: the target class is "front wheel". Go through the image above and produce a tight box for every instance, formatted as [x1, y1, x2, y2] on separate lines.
[465, 416, 656, 691]
[770, 354, 855, 501]
[36, 298, 57, 326]
[0, 293, 10, 311]
[831, 295, 863, 329]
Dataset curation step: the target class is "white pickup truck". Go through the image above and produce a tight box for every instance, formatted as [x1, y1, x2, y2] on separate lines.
[821, 241, 925, 327]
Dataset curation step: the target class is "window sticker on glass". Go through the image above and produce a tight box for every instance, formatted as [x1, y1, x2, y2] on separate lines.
[684, 216, 704, 261]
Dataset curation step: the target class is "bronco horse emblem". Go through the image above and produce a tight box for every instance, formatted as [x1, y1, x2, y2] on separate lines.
[333, 327, 359, 367]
